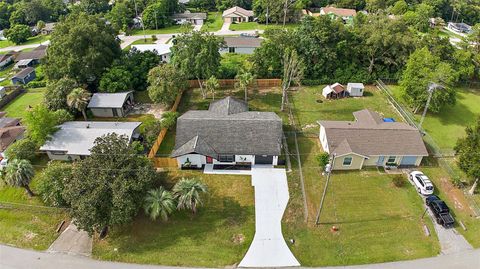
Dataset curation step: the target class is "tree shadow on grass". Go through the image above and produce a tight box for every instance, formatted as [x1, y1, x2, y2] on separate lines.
[433, 93, 477, 127]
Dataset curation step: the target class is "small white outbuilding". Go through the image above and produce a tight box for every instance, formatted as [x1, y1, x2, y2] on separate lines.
[346, 83, 365, 97]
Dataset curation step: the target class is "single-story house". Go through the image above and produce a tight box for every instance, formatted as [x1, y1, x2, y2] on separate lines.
[40, 121, 142, 161]
[346, 83, 364, 97]
[15, 45, 47, 66]
[172, 12, 207, 25]
[0, 112, 25, 153]
[11, 67, 36, 85]
[222, 6, 254, 23]
[0, 51, 15, 69]
[447, 22, 472, 34]
[41, 22, 55, 35]
[318, 109, 428, 170]
[87, 91, 134, 118]
[322, 83, 346, 99]
[320, 7, 356, 24]
[131, 43, 172, 62]
[171, 96, 283, 169]
[220, 37, 262, 54]
[0, 87, 6, 98]
[0, 30, 6, 41]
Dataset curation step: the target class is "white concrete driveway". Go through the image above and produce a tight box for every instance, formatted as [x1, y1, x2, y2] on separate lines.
[239, 166, 300, 267]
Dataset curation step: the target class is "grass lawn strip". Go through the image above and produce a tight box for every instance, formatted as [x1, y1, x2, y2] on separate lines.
[93, 170, 255, 267]
[389, 85, 480, 151]
[3, 88, 45, 119]
[201, 12, 223, 32]
[229, 22, 299, 31]
[0, 35, 50, 49]
[130, 25, 192, 35]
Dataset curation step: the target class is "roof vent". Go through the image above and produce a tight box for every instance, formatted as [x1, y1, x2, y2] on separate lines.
[86, 124, 90, 129]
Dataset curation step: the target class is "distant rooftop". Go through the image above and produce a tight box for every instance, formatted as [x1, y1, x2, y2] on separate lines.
[131, 44, 172, 55]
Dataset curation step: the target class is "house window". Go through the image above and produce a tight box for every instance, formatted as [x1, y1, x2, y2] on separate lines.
[343, 157, 352, 166]
[50, 151, 66, 155]
[218, 155, 234, 162]
[387, 156, 396, 163]
[229, 47, 235, 53]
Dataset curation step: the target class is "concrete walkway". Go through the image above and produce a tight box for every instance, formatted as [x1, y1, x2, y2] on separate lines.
[47, 222, 93, 257]
[220, 21, 231, 32]
[1, 244, 479, 269]
[239, 167, 300, 267]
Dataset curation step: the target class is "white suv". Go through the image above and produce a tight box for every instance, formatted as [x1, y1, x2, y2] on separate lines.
[409, 171, 434, 195]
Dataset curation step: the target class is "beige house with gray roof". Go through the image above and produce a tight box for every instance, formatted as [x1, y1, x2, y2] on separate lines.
[318, 109, 428, 170]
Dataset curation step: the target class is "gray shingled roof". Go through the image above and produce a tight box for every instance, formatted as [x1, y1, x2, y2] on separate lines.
[171, 97, 283, 158]
[223, 37, 263, 48]
[16, 45, 46, 61]
[172, 12, 207, 19]
[318, 109, 428, 157]
[13, 67, 35, 79]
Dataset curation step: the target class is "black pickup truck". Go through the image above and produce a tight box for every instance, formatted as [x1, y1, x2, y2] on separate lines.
[426, 195, 455, 228]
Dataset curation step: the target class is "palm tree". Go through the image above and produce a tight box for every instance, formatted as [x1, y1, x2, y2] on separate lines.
[173, 178, 208, 215]
[235, 70, 254, 102]
[67, 88, 91, 121]
[144, 187, 176, 221]
[203, 76, 220, 100]
[4, 159, 35, 197]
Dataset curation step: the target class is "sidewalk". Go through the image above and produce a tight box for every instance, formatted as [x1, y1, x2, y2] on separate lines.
[47, 222, 92, 257]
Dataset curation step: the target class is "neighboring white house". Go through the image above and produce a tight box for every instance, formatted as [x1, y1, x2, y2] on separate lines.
[318, 109, 428, 170]
[40, 121, 142, 161]
[131, 44, 172, 62]
[447, 22, 472, 34]
[346, 83, 364, 97]
[322, 83, 347, 99]
[219, 37, 262, 54]
[87, 91, 134, 118]
[172, 12, 207, 25]
[171, 97, 283, 169]
[222, 6, 254, 23]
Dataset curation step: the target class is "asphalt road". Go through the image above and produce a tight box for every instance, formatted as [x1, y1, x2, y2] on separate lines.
[1, 244, 479, 269]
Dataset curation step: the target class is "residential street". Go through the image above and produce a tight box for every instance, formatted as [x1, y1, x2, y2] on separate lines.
[1, 244, 479, 269]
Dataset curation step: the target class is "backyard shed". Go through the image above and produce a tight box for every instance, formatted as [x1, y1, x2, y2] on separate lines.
[87, 91, 134, 117]
[322, 83, 346, 99]
[11, 67, 36, 85]
[347, 83, 364, 97]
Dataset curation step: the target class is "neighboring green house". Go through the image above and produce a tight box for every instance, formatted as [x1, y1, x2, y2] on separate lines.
[318, 109, 428, 170]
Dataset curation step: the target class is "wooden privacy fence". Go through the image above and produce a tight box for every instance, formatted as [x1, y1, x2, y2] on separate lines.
[151, 157, 178, 168]
[187, 79, 281, 88]
[148, 92, 183, 168]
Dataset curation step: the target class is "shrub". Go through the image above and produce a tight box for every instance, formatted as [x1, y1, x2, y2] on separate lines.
[160, 111, 179, 130]
[316, 152, 330, 170]
[131, 140, 145, 154]
[37, 162, 73, 207]
[392, 175, 406, 188]
[27, 81, 47, 88]
[151, 35, 157, 41]
[301, 79, 322, 86]
[5, 138, 37, 162]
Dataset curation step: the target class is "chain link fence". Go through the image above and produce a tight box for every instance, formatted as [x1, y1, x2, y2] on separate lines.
[376, 79, 480, 217]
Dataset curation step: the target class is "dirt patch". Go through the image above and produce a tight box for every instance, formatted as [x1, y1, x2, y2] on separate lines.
[231, 234, 245, 244]
[131, 103, 167, 119]
[302, 123, 317, 130]
[24, 231, 37, 240]
[439, 176, 473, 215]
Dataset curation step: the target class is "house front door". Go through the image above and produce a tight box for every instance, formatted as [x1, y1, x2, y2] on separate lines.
[377, 156, 385, 166]
[206, 156, 213, 164]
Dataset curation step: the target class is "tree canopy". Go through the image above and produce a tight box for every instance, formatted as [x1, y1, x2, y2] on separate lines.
[63, 133, 156, 235]
[44, 12, 121, 88]
[147, 64, 186, 105]
[400, 47, 457, 113]
[455, 117, 480, 185]
[24, 105, 73, 145]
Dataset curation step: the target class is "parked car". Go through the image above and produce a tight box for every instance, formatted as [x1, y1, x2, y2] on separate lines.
[426, 195, 455, 228]
[240, 32, 259, 38]
[409, 171, 434, 195]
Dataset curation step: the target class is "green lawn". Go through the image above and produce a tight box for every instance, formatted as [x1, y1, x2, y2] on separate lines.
[201, 12, 224, 32]
[3, 88, 45, 118]
[0, 35, 50, 49]
[389, 85, 480, 151]
[229, 22, 299, 31]
[0, 154, 67, 250]
[130, 24, 192, 35]
[131, 38, 156, 45]
[93, 170, 255, 267]
[283, 136, 440, 266]
[290, 86, 401, 132]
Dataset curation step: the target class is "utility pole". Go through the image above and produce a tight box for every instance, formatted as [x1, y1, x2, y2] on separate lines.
[133, 0, 146, 41]
[419, 82, 444, 130]
[315, 153, 336, 225]
[266, 6, 269, 26]
[154, 9, 158, 30]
